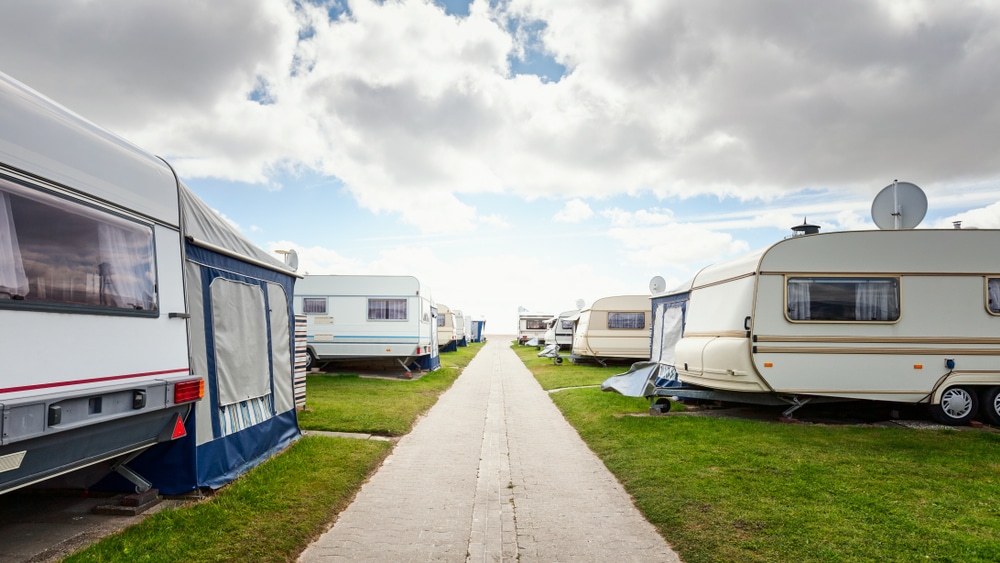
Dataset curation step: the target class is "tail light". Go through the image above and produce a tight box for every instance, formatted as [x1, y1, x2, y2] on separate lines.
[174, 378, 204, 404]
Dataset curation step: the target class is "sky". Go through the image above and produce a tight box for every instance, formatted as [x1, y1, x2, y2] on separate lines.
[3, 0, 1000, 333]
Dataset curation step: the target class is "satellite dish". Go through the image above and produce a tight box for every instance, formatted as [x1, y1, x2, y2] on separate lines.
[871, 180, 927, 230]
[649, 275, 666, 294]
[518, 306, 528, 313]
[575, 299, 585, 310]
[274, 249, 299, 271]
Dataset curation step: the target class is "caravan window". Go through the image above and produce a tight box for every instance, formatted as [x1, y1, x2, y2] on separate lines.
[525, 319, 547, 330]
[560, 320, 573, 330]
[437, 315, 445, 327]
[786, 277, 899, 322]
[302, 297, 326, 314]
[368, 298, 407, 320]
[0, 176, 157, 315]
[608, 312, 645, 329]
[987, 278, 1000, 315]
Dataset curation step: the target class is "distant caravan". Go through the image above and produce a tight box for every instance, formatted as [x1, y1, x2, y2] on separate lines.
[295, 275, 440, 372]
[571, 295, 651, 365]
[517, 311, 552, 346]
[437, 303, 459, 352]
[605, 221, 1000, 426]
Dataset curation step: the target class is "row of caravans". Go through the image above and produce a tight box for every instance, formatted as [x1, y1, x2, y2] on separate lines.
[520, 298, 653, 364]
[0, 71, 300, 495]
[294, 276, 485, 371]
[604, 227, 1000, 426]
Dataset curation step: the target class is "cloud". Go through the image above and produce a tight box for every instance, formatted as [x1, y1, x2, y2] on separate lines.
[935, 200, 1000, 229]
[553, 199, 593, 222]
[3, 0, 1000, 230]
[601, 209, 750, 269]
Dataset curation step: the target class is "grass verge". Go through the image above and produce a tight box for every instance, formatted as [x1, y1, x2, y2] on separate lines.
[298, 342, 484, 435]
[513, 344, 1000, 563]
[510, 341, 627, 390]
[66, 342, 484, 562]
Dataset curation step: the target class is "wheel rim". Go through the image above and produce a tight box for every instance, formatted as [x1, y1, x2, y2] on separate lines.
[993, 391, 1000, 418]
[941, 388, 974, 419]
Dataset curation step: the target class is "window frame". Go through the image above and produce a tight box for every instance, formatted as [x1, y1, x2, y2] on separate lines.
[367, 297, 408, 321]
[784, 274, 901, 324]
[302, 297, 327, 314]
[986, 277, 1000, 316]
[607, 311, 646, 330]
[0, 173, 160, 318]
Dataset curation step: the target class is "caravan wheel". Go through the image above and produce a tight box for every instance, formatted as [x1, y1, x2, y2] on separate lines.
[305, 350, 317, 371]
[980, 387, 1000, 426]
[930, 386, 979, 425]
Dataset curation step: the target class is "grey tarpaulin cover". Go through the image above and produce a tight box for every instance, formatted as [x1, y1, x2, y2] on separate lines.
[601, 361, 680, 397]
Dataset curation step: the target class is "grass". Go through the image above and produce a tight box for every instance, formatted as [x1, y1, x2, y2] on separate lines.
[510, 341, 629, 390]
[65, 436, 391, 562]
[298, 342, 484, 435]
[512, 343, 1000, 563]
[65, 342, 484, 562]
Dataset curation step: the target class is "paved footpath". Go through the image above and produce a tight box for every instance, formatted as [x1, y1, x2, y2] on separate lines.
[298, 339, 681, 562]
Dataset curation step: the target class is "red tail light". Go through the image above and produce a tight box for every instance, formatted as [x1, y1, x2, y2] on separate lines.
[174, 378, 204, 404]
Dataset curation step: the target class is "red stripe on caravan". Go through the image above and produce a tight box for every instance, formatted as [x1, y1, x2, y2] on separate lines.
[0, 368, 191, 394]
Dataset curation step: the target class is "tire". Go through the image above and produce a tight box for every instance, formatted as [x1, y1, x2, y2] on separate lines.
[555, 357, 563, 364]
[930, 386, 979, 425]
[980, 386, 1000, 426]
[305, 350, 317, 371]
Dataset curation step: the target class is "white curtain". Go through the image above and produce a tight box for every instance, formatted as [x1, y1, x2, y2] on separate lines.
[855, 281, 897, 321]
[787, 281, 811, 320]
[0, 192, 28, 298]
[97, 222, 149, 308]
[658, 306, 684, 365]
[990, 279, 1000, 314]
[650, 304, 665, 361]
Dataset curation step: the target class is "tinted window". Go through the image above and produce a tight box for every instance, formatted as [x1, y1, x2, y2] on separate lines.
[368, 298, 407, 320]
[0, 177, 157, 314]
[608, 312, 645, 329]
[787, 277, 899, 322]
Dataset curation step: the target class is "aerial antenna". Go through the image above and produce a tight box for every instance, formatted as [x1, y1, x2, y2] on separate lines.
[871, 180, 926, 230]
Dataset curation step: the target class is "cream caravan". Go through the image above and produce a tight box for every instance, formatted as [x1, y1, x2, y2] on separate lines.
[437, 303, 458, 352]
[295, 275, 438, 371]
[617, 227, 1000, 426]
[572, 295, 651, 363]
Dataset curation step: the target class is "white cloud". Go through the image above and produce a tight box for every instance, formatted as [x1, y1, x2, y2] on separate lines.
[606, 221, 750, 270]
[2, 1, 1000, 231]
[554, 199, 593, 223]
[935, 200, 1000, 229]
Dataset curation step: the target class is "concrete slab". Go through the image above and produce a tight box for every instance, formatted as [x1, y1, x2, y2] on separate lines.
[299, 339, 680, 562]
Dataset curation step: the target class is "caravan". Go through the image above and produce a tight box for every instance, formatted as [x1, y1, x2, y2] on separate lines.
[517, 311, 552, 346]
[295, 275, 439, 372]
[437, 303, 458, 352]
[0, 71, 298, 494]
[572, 295, 651, 363]
[610, 226, 1000, 426]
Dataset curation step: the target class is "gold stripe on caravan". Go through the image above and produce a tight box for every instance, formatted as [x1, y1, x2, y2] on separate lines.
[754, 335, 1000, 345]
[754, 346, 1000, 356]
[682, 331, 749, 339]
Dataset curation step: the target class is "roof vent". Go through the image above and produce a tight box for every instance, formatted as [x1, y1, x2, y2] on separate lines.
[791, 218, 820, 236]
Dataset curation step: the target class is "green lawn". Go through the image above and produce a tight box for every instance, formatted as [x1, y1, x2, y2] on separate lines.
[510, 340, 629, 390]
[65, 343, 484, 562]
[513, 343, 1000, 563]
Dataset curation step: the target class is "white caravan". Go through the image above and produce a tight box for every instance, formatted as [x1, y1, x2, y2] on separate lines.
[437, 303, 458, 351]
[295, 275, 438, 371]
[622, 228, 1000, 426]
[546, 309, 581, 350]
[0, 71, 205, 493]
[572, 295, 651, 363]
[518, 311, 553, 345]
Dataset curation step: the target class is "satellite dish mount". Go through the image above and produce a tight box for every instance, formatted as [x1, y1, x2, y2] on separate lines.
[870, 180, 927, 230]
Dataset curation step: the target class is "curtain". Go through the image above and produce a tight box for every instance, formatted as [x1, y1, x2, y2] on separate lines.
[0, 192, 28, 298]
[989, 279, 1000, 314]
[658, 306, 684, 365]
[787, 281, 810, 320]
[369, 298, 407, 320]
[855, 281, 898, 321]
[97, 222, 150, 309]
